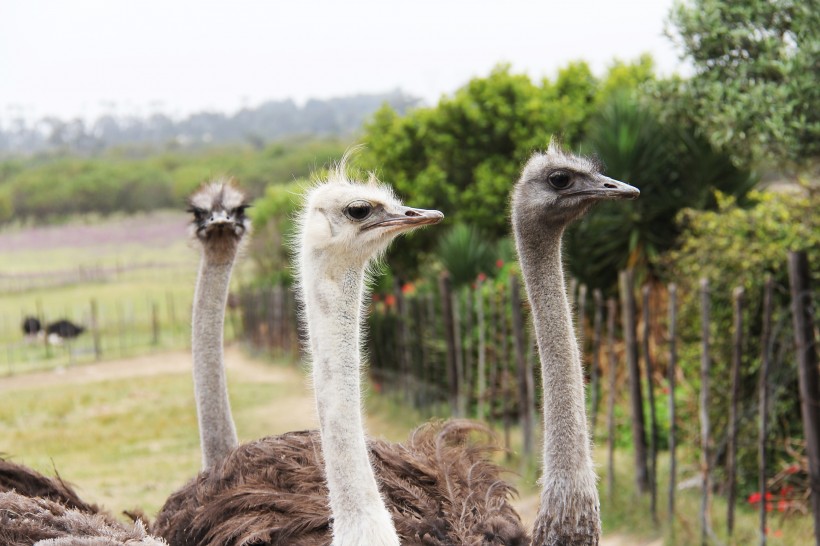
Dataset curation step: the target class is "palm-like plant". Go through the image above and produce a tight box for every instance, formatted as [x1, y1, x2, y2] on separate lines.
[565, 91, 754, 290]
[436, 223, 497, 288]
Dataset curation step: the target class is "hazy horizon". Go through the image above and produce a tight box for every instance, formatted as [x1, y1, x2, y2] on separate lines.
[3, 0, 686, 123]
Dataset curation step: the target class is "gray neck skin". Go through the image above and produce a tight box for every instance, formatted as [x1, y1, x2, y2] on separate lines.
[192, 247, 239, 470]
[514, 218, 599, 542]
[518, 228, 590, 469]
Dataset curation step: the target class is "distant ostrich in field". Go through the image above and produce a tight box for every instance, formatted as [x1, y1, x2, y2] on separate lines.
[186, 179, 251, 470]
[153, 161, 528, 545]
[42, 318, 85, 346]
[511, 142, 639, 544]
[21, 316, 41, 338]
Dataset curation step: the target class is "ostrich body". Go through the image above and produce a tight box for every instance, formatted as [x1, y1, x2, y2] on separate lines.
[0, 491, 165, 546]
[187, 180, 250, 470]
[153, 164, 527, 546]
[511, 142, 639, 545]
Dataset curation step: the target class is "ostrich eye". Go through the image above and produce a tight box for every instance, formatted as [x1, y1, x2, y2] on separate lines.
[548, 171, 572, 190]
[345, 201, 373, 221]
[188, 207, 207, 221]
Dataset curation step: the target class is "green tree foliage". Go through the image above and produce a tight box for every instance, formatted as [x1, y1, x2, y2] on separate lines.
[566, 91, 755, 289]
[360, 62, 628, 277]
[661, 188, 819, 492]
[668, 0, 820, 165]
[247, 180, 306, 286]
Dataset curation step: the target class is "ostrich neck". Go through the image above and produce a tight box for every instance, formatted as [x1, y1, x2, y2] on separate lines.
[192, 251, 239, 470]
[304, 261, 397, 542]
[515, 226, 593, 482]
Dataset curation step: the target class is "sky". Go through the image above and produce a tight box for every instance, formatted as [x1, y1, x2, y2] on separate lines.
[1, 0, 687, 123]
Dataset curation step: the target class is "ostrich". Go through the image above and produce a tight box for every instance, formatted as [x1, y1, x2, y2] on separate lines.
[511, 141, 639, 545]
[153, 162, 528, 546]
[45, 319, 85, 346]
[187, 179, 251, 470]
[0, 490, 165, 545]
[0, 183, 249, 546]
[21, 316, 41, 338]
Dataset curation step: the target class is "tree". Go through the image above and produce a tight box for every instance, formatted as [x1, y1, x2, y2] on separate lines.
[565, 91, 755, 290]
[668, 0, 820, 166]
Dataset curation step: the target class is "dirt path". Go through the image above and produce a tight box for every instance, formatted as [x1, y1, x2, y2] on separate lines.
[0, 344, 299, 393]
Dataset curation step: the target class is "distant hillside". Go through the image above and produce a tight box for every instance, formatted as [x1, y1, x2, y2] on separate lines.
[0, 90, 419, 156]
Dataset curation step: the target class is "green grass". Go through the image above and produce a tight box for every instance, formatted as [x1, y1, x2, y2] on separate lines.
[0, 212, 251, 374]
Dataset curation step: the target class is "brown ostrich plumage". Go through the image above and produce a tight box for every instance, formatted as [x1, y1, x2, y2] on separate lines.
[0, 457, 102, 514]
[0, 491, 165, 546]
[153, 420, 528, 546]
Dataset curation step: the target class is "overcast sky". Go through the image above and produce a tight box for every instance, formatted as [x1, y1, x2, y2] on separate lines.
[1, 0, 687, 122]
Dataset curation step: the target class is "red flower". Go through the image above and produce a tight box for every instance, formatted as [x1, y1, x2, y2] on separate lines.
[748, 492, 762, 504]
[402, 282, 415, 294]
[766, 502, 774, 512]
[385, 294, 396, 307]
[777, 499, 788, 512]
[774, 530, 783, 538]
[786, 464, 801, 474]
[661, 386, 670, 395]
[496, 259, 504, 268]
[477, 272, 487, 282]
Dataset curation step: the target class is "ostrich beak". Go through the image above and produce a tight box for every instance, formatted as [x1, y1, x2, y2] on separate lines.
[363, 206, 444, 232]
[564, 175, 640, 201]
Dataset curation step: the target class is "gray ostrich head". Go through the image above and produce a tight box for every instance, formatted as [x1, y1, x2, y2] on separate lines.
[512, 140, 639, 231]
[188, 180, 251, 263]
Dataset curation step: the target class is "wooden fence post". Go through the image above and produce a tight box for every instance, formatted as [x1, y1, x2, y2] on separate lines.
[394, 279, 411, 403]
[151, 301, 160, 346]
[451, 291, 466, 416]
[510, 273, 535, 456]
[642, 284, 658, 523]
[90, 299, 102, 360]
[759, 276, 774, 546]
[699, 278, 713, 546]
[668, 283, 678, 530]
[727, 286, 745, 535]
[476, 280, 487, 420]
[788, 251, 820, 546]
[463, 287, 474, 407]
[498, 288, 511, 454]
[606, 297, 618, 500]
[591, 289, 603, 434]
[619, 269, 649, 493]
[439, 272, 462, 417]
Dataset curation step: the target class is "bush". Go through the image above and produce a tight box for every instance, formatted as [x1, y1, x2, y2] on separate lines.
[659, 187, 819, 494]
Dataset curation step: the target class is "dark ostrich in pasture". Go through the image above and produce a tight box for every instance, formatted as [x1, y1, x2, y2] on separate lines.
[21, 316, 41, 338]
[46, 319, 85, 339]
[153, 161, 528, 546]
[511, 142, 639, 545]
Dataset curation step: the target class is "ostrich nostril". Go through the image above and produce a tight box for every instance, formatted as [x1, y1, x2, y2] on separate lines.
[405, 210, 422, 217]
[603, 183, 616, 189]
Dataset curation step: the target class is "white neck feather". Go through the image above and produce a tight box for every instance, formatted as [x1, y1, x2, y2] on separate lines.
[301, 255, 399, 546]
[192, 252, 239, 470]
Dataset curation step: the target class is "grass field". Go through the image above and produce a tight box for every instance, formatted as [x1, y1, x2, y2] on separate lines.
[0, 211, 251, 374]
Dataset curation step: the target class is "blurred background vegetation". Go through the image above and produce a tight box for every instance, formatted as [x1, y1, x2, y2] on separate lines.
[1, 0, 817, 541]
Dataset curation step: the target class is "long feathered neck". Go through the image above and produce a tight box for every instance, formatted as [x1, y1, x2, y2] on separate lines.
[192, 247, 239, 471]
[301, 253, 399, 546]
[512, 216, 601, 544]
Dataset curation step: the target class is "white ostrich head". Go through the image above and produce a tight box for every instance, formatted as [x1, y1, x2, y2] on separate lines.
[296, 161, 443, 273]
[188, 180, 251, 263]
[512, 140, 639, 229]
